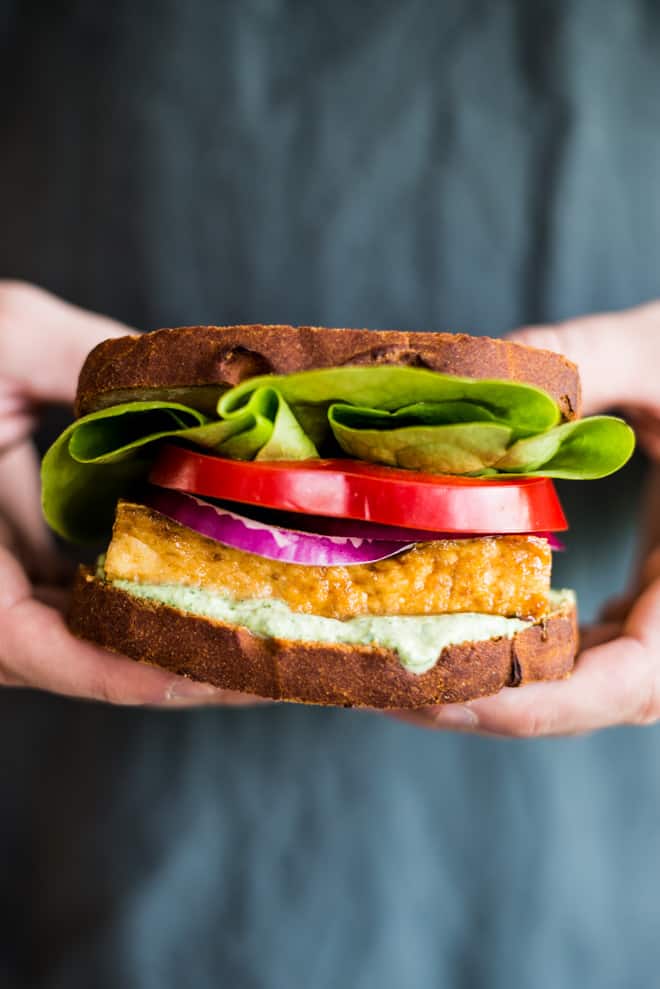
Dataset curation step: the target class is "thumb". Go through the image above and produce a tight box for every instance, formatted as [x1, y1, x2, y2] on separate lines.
[507, 300, 660, 416]
[0, 281, 132, 406]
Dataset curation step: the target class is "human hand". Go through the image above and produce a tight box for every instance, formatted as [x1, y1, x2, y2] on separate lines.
[400, 300, 660, 737]
[0, 281, 262, 706]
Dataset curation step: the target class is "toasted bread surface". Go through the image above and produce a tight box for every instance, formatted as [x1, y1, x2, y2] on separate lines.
[69, 567, 577, 708]
[75, 325, 581, 420]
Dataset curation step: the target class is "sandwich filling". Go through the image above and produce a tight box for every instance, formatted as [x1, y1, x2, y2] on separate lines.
[40, 348, 633, 688]
[109, 578, 547, 674]
[100, 501, 569, 673]
[105, 502, 552, 621]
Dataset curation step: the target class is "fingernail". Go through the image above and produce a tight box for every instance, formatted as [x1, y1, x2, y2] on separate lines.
[431, 704, 479, 729]
[164, 677, 225, 703]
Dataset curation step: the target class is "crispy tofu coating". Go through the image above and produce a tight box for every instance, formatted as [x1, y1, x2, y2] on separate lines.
[105, 501, 552, 620]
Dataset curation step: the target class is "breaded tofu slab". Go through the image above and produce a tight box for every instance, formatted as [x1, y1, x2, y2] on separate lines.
[105, 501, 552, 620]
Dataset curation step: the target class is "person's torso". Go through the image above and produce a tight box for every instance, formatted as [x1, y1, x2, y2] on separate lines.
[1, 3, 657, 987]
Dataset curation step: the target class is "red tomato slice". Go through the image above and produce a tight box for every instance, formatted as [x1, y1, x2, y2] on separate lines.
[149, 445, 568, 534]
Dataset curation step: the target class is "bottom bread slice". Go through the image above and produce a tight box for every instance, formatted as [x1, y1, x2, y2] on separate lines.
[68, 567, 578, 709]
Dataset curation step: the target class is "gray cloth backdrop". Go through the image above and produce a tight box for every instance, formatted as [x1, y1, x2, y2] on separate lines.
[0, 2, 657, 986]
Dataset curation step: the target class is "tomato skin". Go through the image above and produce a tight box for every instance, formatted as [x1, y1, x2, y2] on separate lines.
[149, 445, 568, 534]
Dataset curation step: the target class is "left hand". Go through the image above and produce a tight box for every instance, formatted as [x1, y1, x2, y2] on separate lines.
[0, 281, 264, 707]
[399, 302, 660, 737]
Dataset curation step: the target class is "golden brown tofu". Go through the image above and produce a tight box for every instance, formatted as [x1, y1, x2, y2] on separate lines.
[105, 501, 552, 620]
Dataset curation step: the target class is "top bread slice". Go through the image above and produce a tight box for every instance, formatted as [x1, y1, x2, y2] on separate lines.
[75, 325, 581, 420]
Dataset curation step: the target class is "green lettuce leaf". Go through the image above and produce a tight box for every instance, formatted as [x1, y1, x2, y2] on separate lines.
[219, 366, 561, 438]
[328, 403, 634, 479]
[201, 387, 317, 461]
[42, 401, 206, 541]
[329, 403, 513, 472]
[41, 365, 636, 544]
[494, 416, 636, 479]
[41, 392, 317, 541]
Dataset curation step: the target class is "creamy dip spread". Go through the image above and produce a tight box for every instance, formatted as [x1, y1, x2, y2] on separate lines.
[110, 579, 572, 673]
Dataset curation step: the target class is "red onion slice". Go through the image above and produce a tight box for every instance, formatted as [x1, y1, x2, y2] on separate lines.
[143, 488, 415, 566]
[300, 515, 565, 548]
[188, 501, 566, 548]
[309, 516, 565, 548]
[255, 512, 458, 542]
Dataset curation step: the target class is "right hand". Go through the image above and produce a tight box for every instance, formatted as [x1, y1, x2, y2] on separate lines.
[0, 280, 264, 707]
[402, 301, 660, 737]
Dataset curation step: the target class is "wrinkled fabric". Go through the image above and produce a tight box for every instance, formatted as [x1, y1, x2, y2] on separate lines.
[0, 2, 658, 987]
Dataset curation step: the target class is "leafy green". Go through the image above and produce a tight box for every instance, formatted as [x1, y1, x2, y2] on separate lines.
[329, 401, 507, 428]
[199, 387, 317, 462]
[328, 404, 635, 478]
[42, 394, 317, 541]
[41, 365, 636, 544]
[329, 404, 513, 472]
[494, 416, 636, 479]
[43, 401, 206, 541]
[219, 366, 561, 438]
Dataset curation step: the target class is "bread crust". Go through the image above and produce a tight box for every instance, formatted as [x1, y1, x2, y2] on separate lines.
[75, 325, 581, 421]
[68, 567, 578, 708]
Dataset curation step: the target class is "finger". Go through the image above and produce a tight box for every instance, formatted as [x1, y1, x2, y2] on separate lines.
[391, 706, 480, 733]
[151, 689, 271, 710]
[404, 583, 660, 738]
[391, 623, 621, 734]
[638, 545, 660, 590]
[32, 585, 71, 610]
[623, 406, 660, 433]
[600, 593, 636, 623]
[0, 517, 20, 555]
[0, 548, 262, 707]
[638, 463, 660, 559]
[625, 573, 660, 646]
[0, 441, 63, 581]
[0, 281, 131, 405]
[444, 580, 660, 736]
[1, 597, 236, 704]
[633, 426, 660, 461]
[507, 300, 660, 416]
[423, 638, 646, 736]
[0, 376, 36, 452]
[579, 621, 622, 650]
[616, 407, 660, 459]
[0, 413, 37, 453]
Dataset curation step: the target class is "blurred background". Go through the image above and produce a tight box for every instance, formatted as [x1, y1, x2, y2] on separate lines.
[0, 2, 658, 987]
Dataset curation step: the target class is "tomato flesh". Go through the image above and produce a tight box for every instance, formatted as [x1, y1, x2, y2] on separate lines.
[149, 445, 568, 534]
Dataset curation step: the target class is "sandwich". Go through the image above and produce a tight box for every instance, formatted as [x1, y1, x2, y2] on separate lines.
[41, 325, 635, 708]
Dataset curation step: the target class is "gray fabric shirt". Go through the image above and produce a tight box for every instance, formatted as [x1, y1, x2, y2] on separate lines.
[1, 3, 658, 986]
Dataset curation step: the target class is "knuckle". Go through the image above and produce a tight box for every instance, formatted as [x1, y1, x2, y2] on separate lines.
[544, 323, 584, 365]
[0, 281, 40, 349]
[508, 709, 546, 739]
[0, 638, 21, 688]
[640, 547, 660, 588]
[634, 678, 660, 726]
[0, 613, 13, 682]
[637, 298, 660, 323]
[89, 663, 147, 707]
[538, 327, 567, 356]
[90, 671, 127, 706]
[514, 325, 580, 370]
[627, 640, 660, 726]
[0, 665, 24, 687]
[512, 327, 559, 353]
[0, 279, 37, 316]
